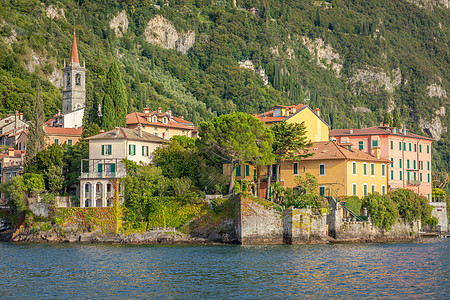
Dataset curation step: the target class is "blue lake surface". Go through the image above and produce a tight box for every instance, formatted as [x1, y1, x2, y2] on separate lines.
[1, 239, 448, 299]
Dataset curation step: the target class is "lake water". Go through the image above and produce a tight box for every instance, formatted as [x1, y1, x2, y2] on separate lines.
[1, 239, 448, 299]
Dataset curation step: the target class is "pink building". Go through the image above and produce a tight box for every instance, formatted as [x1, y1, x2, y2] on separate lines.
[330, 126, 434, 200]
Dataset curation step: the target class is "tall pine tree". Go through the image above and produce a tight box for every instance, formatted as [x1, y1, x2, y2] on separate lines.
[383, 112, 392, 126]
[26, 80, 45, 166]
[101, 61, 127, 130]
[393, 108, 401, 128]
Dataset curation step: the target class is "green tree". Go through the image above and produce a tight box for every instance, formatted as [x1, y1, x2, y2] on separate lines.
[25, 80, 45, 166]
[102, 61, 127, 130]
[294, 173, 318, 195]
[270, 121, 313, 182]
[198, 112, 274, 195]
[393, 108, 401, 128]
[383, 112, 392, 126]
[362, 192, 398, 231]
[45, 164, 64, 195]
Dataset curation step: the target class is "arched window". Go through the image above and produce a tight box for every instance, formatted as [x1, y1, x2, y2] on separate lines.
[66, 73, 71, 87]
[75, 73, 81, 85]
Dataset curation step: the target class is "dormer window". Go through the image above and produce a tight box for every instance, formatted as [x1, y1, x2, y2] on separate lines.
[163, 117, 168, 124]
[75, 73, 81, 85]
[152, 115, 157, 123]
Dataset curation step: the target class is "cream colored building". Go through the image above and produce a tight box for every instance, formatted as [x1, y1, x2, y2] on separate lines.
[79, 126, 164, 208]
[126, 107, 197, 140]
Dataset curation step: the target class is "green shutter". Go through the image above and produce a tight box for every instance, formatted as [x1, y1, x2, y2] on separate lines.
[108, 145, 112, 154]
[102, 145, 104, 155]
[142, 146, 145, 156]
[245, 165, 250, 176]
[98, 163, 103, 173]
[111, 163, 115, 173]
[129, 144, 131, 155]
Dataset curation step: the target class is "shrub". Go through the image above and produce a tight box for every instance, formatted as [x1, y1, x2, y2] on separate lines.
[344, 196, 362, 216]
[389, 189, 432, 223]
[362, 192, 398, 231]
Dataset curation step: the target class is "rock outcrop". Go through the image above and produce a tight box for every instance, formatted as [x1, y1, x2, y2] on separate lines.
[109, 10, 128, 37]
[349, 67, 402, 95]
[46, 5, 65, 20]
[419, 116, 445, 141]
[301, 36, 343, 77]
[144, 15, 195, 54]
[427, 83, 447, 99]
[404, 0, 449, 11]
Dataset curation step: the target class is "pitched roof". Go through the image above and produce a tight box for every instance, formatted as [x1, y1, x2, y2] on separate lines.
[330, 126, 434, 141]
[86, 127, 165, 143]
[255, 104, 330, 128]
[70, 31, 79, 64]
[302, 141, 390, 163]
[126, 112, 195, 130]
[43, 126, 83, 136]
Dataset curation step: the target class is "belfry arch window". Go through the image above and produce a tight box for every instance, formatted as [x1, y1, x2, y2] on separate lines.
[75, 73, 81, 86]
[66, 74, 71, 87]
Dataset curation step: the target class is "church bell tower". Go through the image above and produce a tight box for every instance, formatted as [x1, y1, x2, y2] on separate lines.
[62, 31, 86, 115]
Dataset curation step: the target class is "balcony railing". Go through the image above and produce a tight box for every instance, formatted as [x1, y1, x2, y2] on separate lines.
[81, 171, 126, 179]
[407, 180, 421, 186]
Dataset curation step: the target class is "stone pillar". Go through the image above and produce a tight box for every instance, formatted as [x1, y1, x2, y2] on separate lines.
[80, 182, 85, 208]
[92, 183, 96, 207]
[103, 182, 107, 207]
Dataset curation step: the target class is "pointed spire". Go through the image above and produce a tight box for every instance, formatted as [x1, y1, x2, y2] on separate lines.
[70, 30, 79, 64]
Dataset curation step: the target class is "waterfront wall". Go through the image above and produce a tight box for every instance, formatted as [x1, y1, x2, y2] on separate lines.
[429, 202, 448, 232]
[283, 208, 327, 244]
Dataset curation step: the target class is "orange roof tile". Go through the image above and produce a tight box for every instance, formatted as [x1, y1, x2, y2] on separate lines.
[301, 141, 390, 163]
[126, 112, 195, 130]
[330, 126, 434, 141]
[43, 126, 83, 136]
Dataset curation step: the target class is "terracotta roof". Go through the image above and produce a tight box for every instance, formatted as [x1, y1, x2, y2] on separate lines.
[255, 104, 330, 128]
[43, 126, 83, 136]
[86, 127, 165, 143]
[126, 112, 195, 130]
[302, 141, 390, 163]
[70, 32, 79, 64]
[330, 126, 434, 141]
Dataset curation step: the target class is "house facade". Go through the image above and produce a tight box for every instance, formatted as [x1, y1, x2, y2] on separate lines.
[255, 104, 330, 143]
[43, 126, 82, 147]
[0, 148, 26, 203]
[330, 126, 434, 200]
[126, 107, 197, 140]
[79, 126, 164, 208]
[225, 141, 389, 199]
[0, 111, 29, 147]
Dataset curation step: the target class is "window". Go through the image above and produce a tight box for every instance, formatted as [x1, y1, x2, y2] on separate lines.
[428, 173, 430, 182]
[390, 141, 393, 149]
[142, 146, 149, 156]
[413, 160, 416, 170]
[403, 142, 406, 151]
[382, 185, 386, 195]
[427, 145, 429, 153]
[129, 144, 136, 155]
[363, 163, 367, 176]
[420, 145, 422, 152]
[293, 162, 298, 175]
[407, 160, 410, 169]
[352, 161, 357, 175]
[407, 172, 410, 181]
[420, 173, 422, 182]
[105, 163, 116, 175]
[371, 184, 375, 194]
[414, 173, 416, 181]
[390, 158, 394, 167]
[54, 138, 59, 145]
[400, 171, 403, 180]
[352, 183, 357, 196]
[319, 164, 325, 176]
[152, 116, 157, 123]
[414, 144, 417, 152]
[236, 165, 241, 176]
[66, 73, 70, 87]
[391, 170, 394, 180]
[68, 139, 73, 146]
[319, 186, 325, 196]
[245, 165, 250, 177]
[370, 163, 375, 176]
[408, 143, 411, 151]
[399, 159, 402, 168]
[98, 163, 103, 176]
[102, 145, 112, 155]
[427, 161, 430, 170]
[75, 73, 81, 85]
[399, 142, 402, 150]
[359, 141, 364, 150]
[363, 184, 368, 197]
[372, 140, 379, 148]
[381, 164, 385, 176]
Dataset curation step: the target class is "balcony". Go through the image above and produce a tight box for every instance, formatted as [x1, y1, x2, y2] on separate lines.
[81, 171, 126, 179]
[407, 180, 421, 186]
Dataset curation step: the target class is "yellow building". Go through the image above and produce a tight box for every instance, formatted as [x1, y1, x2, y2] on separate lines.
[255, 104, 329, 142]
[224, 141, 389, 199]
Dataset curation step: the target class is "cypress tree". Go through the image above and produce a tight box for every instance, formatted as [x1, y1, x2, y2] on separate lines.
[383, 112, 392, 126]
[26, 80, 45, 166]
[393, 108, 401, 128]
[102, 61, 127, 129]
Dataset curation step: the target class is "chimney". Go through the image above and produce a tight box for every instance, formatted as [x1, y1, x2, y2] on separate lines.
[158, 107, 162, 114]
[314, 108, 320, 116]
[137, 124, 143, 138]
[349, 129, 353, 134]
[291, 107, 296, 114]
[373, 146, 381, 159]
[115, 127, 120, 137]
[179, 116, 184, 120]
[143, 107, 150, 114]
[100, 130, 105, 133]
[19, 113, 23, 120]
[168, 109, 172, 116]
[8, 148, 14, 157]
